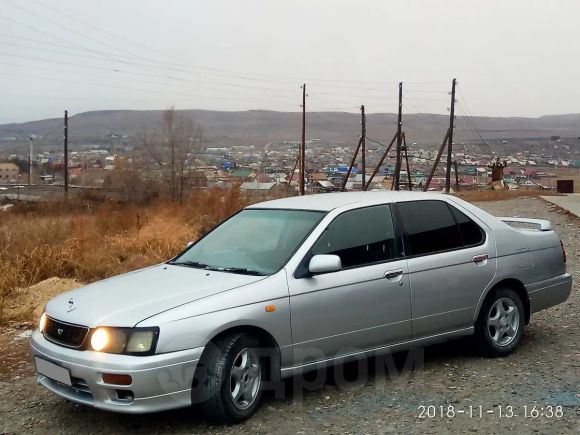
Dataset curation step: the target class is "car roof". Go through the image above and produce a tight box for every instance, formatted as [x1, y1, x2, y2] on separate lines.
[246, 191, 447, 212]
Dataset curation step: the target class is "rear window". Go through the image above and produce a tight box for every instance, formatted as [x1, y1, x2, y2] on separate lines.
[448, 205, 485, 246]
[398, 200, 463, 256]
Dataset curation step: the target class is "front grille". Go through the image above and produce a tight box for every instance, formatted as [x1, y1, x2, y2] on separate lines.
[44, 316, 89, 348]
[71, 377, 91, 394]
[41, 377, 94, 405]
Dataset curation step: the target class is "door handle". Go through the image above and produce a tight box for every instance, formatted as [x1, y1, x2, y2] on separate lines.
[472, 254, 488, 264]
[384, 269, 404, 281]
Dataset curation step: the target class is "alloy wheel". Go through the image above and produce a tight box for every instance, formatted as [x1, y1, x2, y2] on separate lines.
[229, 348, 261, 410]
[487, 298, 520, 347]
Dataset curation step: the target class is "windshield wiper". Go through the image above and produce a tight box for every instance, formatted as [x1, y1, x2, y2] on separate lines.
[169, 260, 212, 269]
[169, 261, 266, 276]
[220, 267, 267, 276]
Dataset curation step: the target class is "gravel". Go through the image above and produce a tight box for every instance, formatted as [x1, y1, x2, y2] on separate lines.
[1, 197, 578, 434]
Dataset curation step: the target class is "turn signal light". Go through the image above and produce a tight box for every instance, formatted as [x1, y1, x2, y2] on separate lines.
[561, 240, 567, 263]
[102, 373, 132, 386]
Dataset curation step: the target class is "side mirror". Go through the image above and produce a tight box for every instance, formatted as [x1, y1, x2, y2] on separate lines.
[308, 254, 342, 275]
[186, 241, 194, 248]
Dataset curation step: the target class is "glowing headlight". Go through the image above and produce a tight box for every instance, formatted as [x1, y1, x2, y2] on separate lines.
[90, 328, 110, 352]
[89, 327, 158, 355]
[39, 312, 47, 333]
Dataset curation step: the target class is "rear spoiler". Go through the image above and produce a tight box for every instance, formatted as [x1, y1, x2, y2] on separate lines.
[498, 217, 553, 231]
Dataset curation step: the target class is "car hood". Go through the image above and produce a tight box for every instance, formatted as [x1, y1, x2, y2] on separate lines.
[44, 264, 265, 327]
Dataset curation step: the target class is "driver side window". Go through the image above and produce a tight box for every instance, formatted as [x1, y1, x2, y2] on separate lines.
[312, 205, 396, 269]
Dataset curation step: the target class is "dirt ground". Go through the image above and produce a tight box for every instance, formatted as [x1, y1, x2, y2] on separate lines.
[0, 197, 578, 434]
[2, 277, 83, 325]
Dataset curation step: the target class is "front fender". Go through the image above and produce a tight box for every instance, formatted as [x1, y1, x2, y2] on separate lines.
[138, 271, 292, 362]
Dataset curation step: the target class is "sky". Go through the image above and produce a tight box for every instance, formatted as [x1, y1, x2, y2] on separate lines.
[0, 0, 579, 123]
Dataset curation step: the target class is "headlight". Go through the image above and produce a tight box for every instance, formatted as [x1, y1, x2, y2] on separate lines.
[89, 327, 159, 355]
[39, 312, 47, 333]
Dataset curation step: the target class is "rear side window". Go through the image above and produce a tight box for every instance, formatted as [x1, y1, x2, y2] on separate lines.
[312, 205, 397, 268]
[398, 200, 463, 255]
[448, 205, 484, 246]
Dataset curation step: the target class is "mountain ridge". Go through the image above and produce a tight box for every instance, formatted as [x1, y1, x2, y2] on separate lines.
[1, 109, 579, 146]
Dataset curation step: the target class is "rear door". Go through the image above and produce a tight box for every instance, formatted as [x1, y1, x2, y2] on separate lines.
[396, 199, 496, 337]
[288, 204, 411, 364]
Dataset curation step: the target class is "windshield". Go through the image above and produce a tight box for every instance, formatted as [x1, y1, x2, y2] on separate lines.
[170, 208, 325, 275]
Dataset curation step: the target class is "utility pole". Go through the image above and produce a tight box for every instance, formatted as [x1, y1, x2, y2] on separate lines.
[454, 160, 459, 191]
[28, 135, 34, 185]
[341, 137, 362, 191]
[402, 132, 412, 191]
[361, 105, 366, 190]
[423, 128, 450, 191]
[393, 82, 403, 191]
[64, 110, 69, 200]
[300, 83, 306, 195]
[364, 132, 397, 190]
[288, 153, 300, 185]
[445, 78, 456, 193]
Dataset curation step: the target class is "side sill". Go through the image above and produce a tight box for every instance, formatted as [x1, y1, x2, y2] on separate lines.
[280, 327, 473, 378]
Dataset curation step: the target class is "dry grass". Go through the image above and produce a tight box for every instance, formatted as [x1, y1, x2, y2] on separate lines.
[0, 188, 250, 325]
[2, 186, 556, 324]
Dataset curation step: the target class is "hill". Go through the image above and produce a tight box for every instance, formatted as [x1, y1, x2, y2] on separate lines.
[1, 110, 579, 148]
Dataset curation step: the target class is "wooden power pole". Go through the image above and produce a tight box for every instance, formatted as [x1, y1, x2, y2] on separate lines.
[364, 132, 397, 190]
[445, 78, 457, 193]
[402, 132, 412, 190]
[393, 82, 403, 191]
[300, 83, 306, 195]
[64, 110, 69, 200]
[361, 105, 366, 190]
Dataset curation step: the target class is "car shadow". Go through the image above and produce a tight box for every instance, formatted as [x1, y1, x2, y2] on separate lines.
[53, 331, 545, 431]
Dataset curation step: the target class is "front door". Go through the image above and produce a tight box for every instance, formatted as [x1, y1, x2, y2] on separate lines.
[287, 204, 412, 366]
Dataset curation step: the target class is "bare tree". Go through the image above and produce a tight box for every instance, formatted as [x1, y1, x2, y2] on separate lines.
[141, 108, 203, 203]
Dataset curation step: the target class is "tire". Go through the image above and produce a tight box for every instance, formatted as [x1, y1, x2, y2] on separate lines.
[193, 333, 264, 423]
[474, 287, 525, 357]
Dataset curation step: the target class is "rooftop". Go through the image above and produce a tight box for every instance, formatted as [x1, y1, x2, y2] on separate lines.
[247, 191, 444, 211]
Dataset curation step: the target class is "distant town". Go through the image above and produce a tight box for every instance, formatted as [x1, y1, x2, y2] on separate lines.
[1, 132, 579, 202]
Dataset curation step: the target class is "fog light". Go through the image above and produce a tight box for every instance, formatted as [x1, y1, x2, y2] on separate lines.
[115, 389, 134, 402]
[115, 390, 135, 402]
[102, 373, 132, 385]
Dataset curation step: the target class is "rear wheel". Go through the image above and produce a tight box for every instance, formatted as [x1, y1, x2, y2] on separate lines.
[194, 333, 264, 423]
[475, 287, 525, 357]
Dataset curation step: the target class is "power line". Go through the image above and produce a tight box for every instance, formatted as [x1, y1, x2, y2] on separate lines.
[0, 2, 462, 89]
[456, 85, 489, 145]
[0, 70, 298, 105]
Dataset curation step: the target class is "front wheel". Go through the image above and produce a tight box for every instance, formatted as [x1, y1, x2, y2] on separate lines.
[474, 287, 525, 357]
[194, 333, 264, 423]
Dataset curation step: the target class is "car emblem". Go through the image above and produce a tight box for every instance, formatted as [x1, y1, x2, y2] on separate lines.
[57, 328, 64, 335]
[67, 298, 76, 313]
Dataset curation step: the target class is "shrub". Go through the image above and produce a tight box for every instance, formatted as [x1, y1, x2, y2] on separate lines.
[0, 188, 252, 324]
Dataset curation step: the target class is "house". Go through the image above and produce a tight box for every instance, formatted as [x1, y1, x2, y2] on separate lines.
[0, 162, 19, 182]
[311, 180, 335, 193]
[325, 164, 360, 176]
[308, 172, 328, 183]
[240, 181, 276, 192]
[523, 168, 538, 178]
[254, 173, 274, 183]
[231, 168, 255, 180]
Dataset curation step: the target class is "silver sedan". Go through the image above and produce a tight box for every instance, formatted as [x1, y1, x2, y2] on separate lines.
[30, 192, 572, 423]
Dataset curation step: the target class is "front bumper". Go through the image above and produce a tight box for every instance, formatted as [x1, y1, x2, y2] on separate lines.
[30, 330, 203, 413]
[528, 272, 573, 314]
